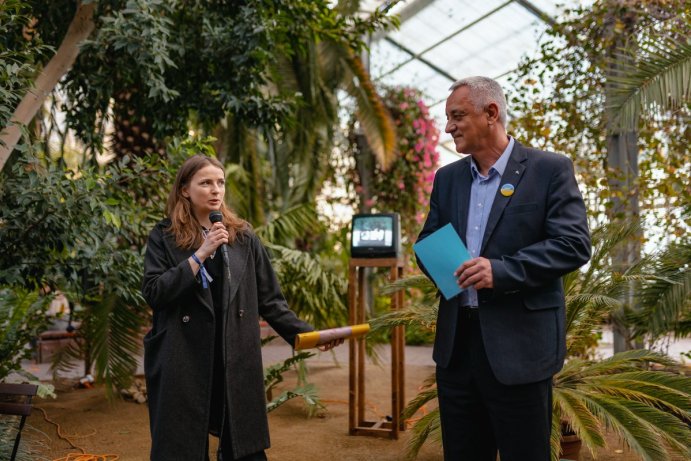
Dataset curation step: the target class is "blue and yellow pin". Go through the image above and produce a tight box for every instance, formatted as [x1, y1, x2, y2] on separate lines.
[500, 183, 514, 197]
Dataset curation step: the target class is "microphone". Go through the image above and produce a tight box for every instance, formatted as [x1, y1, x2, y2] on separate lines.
[209, 211, 231, 282]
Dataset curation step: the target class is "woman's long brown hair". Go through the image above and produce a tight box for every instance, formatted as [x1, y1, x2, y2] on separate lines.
[166, 155, 248, 249]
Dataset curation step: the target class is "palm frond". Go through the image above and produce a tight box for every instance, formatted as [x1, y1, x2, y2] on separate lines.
[580, 394, 666, 461]
[402, 372, 440, 459]
[550, 408, 562, 461]
[0, 288, 53, 380]
[405, 407, 441, 461]
[255, 203, 320, 246]
[224, 162, 251, 220]
[554, 350, 691, 460]
[564, 293, 621, 345]
[264, 351, 315, 393]
[607, 35, 691, 132]
[631, 239, 691, 339]
[554, 388, 606, 454]
[265, 243, 348, 329]
[336, 44, 396, 170]
[401, 373, 437, 420]
[264, 42, 335, 209]
[221, 117, 266, 226]
[380, 274, 437, 297]
[584, 393, 689, 460]
[369, 301, 438, 332]
[48, 333, 85, 379]
[261, 335, 278, 347]
[574, 350, 678, 378]
[89, 293, 147, 398]
[585, 371, 691, 420]
[266, 383, 323, 416]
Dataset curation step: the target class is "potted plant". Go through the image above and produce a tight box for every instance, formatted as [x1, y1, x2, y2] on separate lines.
[372, 225, 691, 461]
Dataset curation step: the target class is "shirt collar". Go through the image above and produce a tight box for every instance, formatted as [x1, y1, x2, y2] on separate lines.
[470, 136, 515, 179]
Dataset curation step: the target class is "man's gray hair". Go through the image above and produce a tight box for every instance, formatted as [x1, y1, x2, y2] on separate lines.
[449, 76, 508, 126]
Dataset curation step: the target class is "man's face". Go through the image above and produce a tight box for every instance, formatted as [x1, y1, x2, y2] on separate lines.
[444, 86, 489, 155]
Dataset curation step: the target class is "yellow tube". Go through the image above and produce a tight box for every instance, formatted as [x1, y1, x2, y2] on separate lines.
[295, 323, 370, 350]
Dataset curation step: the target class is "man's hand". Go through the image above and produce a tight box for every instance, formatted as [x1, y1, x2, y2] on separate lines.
[455, 257, 493, 290]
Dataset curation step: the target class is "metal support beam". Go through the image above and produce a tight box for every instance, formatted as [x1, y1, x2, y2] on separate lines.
[370, 0, 558, 90]
[382, 36, 458, 83]
[372, 0, 437, 42]
[515, 0, 557, 27]
[377, 0, 514, 80]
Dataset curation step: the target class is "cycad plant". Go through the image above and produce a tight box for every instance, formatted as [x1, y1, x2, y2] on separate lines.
[551, 349, 689, 460]
[629, 237, 691, 344]
[263, 336, 322, 417]
[371, 224, 691, 460]
[606, 32, 691, 133]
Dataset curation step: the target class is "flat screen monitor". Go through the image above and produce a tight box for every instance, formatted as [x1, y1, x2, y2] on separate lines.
[350, 213, 401, 258]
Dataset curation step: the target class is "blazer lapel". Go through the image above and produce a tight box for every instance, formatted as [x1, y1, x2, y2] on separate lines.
[225, 238, 250, 310]
[480, 143, 528, 255]
[456, 158, 472, 244]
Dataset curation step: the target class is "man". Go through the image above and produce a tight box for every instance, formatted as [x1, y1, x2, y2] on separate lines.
[416, 76, 591, 460]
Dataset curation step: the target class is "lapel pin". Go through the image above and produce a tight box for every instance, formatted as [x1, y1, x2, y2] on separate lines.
[500, 183, 515, 197]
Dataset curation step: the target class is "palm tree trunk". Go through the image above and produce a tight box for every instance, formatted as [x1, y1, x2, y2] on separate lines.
[604, 2, 641, 352]
[111, 89, 164, 158]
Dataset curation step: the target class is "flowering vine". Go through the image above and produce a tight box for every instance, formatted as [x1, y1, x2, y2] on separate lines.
[350, 86, 440, 244]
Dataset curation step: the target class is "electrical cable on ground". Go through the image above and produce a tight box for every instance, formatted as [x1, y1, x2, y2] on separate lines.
[35, 406, 120, 461]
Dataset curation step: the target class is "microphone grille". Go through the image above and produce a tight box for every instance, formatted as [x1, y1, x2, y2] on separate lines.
[209, 211, 223, 223]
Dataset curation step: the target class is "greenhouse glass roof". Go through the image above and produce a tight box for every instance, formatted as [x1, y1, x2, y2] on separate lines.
[361, 0, 589, 162]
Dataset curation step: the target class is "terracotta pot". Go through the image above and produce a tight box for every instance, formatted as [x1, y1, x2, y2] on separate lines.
[560, 433, 582, 460]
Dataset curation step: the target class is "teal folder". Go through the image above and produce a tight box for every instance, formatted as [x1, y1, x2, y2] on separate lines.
[413, 223, 471, 300]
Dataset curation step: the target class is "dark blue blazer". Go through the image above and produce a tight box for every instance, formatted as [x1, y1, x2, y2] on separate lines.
[417, 140, 591, 385]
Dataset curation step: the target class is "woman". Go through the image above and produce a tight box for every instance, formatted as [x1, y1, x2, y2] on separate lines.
[142, 155, 339, 460]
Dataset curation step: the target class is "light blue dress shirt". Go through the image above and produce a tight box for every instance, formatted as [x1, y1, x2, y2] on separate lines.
[460, 136, 515, 308]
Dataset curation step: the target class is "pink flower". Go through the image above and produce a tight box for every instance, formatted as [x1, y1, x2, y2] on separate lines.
[423, 152, 431, 168]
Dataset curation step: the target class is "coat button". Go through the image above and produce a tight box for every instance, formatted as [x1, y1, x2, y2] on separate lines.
[182, 315, 190, 323]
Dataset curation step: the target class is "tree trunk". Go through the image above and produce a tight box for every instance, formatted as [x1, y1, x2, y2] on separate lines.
[354, 132, 375, 214]
[604, 2, 640, 352]
[0, 1, 96, 172]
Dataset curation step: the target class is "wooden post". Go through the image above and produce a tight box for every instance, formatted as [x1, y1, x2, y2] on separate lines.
[348, 257, 405, 439]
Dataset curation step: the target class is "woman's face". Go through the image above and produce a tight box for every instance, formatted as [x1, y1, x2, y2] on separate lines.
[182, 164, 225, 219]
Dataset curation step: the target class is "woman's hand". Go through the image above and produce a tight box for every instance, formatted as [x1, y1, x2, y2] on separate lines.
[196, 222, 229, 260]
[317, 338, 345, 351]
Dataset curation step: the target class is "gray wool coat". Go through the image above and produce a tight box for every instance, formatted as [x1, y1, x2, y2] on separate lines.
[142, 219, 312, 460]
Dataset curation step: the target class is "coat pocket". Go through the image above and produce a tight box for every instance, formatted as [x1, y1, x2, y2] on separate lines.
[523, 290, 563, 311]
[503, 202, 538, 215]
[143, 327, 167, 379]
